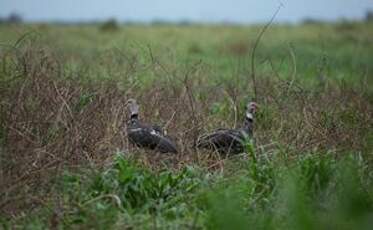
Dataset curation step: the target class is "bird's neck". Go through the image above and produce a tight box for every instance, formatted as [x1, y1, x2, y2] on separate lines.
[242, 112, 254, 133]
[130, 113, 139, 121]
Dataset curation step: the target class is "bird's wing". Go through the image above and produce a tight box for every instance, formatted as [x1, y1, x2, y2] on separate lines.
[151, 124, 164, 135]
[196, 128, 249, 154]
[128, 124, 177, 153]
[143, 127, 176, 153]
[201, 129, 243, 140]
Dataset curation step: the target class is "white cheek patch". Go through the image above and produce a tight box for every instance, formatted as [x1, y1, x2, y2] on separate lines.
[246, 112, 253, 120]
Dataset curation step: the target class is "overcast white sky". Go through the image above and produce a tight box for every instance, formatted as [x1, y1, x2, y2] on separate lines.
[1, 0, 373, 23]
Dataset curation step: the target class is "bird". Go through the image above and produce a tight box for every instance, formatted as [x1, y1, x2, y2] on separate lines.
[196, 101, 258, 155]
[126, 99, 178, 153]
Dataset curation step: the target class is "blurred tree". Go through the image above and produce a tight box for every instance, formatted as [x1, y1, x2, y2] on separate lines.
[151, 19, 170, 26]
[7, 12, 23, 23]
[100, 18, 119, 32]
[365, 11, 373, 22]
[302, 18, 323, 25]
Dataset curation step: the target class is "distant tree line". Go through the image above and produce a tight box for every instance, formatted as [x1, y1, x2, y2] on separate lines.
[303, 10, 373, 25]
[366, 11, 373, 22]
[2, 10, 372, 26]
[0, 12, 23, 24]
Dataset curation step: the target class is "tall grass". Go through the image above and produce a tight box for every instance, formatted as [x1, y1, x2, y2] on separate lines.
[0, 22, 372, 228]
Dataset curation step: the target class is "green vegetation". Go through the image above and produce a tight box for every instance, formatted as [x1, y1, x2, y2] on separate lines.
[2, 151, 372, 229]
[0, 22, 372, 229]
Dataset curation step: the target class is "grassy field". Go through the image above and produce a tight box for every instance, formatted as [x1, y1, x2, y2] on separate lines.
[0, 21, 373, 229]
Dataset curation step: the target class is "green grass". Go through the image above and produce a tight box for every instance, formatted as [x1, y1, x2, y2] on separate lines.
[0, 21, 373, 229]
[1, 22, 372, 87]
[2, 151, 372, 229]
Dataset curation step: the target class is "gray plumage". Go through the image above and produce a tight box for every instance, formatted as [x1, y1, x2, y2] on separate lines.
[126, 99, 178, 154]
[196, 102, 258, 155]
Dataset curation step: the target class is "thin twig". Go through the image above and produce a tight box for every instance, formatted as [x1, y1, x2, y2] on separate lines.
[163, 110, 177, 131]
[223, 89, 238, 128]
[82, 194, 122, 209]
[250, 3, 283, 101]
[286, 42, 297, 95]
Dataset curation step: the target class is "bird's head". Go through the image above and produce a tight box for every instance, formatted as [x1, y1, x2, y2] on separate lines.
[245, 102, 258, 121]
[126, 98, 139, 116]
[246, 102, 258, 113]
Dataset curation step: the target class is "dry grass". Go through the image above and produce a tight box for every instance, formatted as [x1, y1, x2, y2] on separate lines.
[0, 41, 372, 216]
[219, 40, 250, 56]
